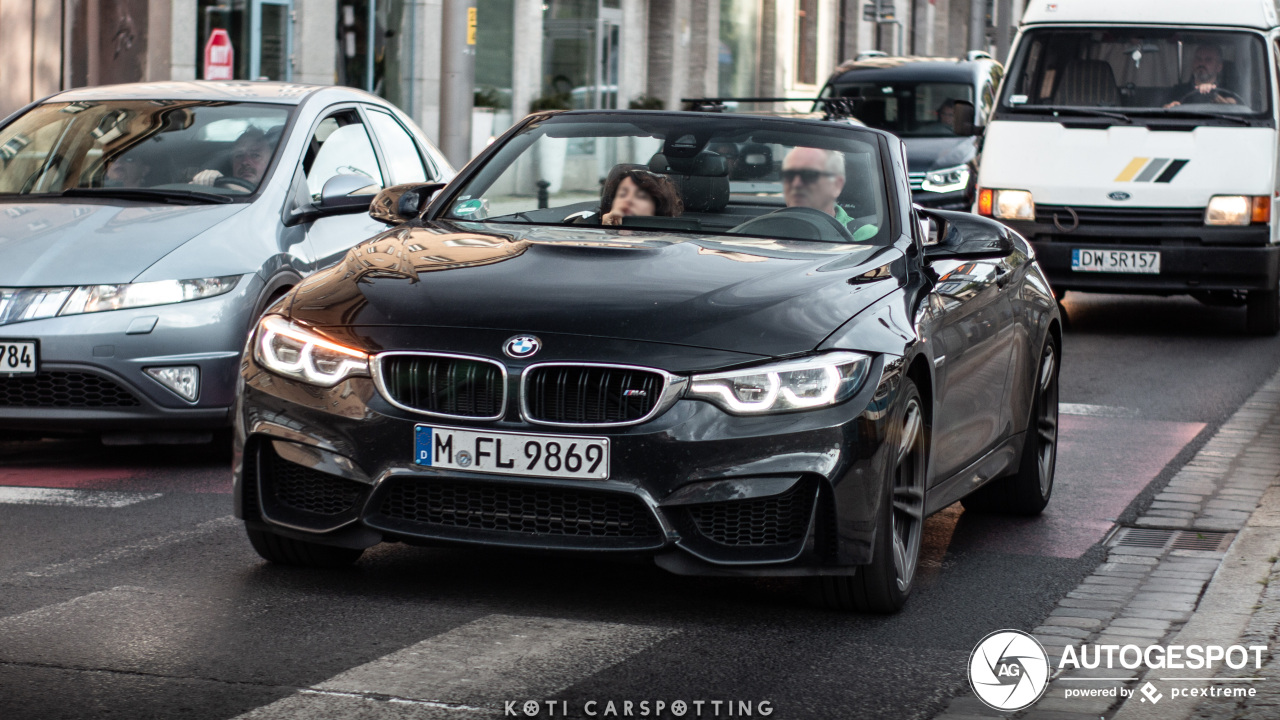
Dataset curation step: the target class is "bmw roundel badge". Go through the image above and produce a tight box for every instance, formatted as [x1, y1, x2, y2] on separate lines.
[1107, 191, 1131, 201]
[504, 335, 541, 358]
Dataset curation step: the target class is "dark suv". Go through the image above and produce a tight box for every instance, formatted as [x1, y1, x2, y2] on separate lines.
[820, 52, 1003, 210]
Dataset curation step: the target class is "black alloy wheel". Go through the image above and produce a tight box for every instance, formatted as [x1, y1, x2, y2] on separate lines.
[810, 377, 926, 613]
[963, 335, 1059, 515]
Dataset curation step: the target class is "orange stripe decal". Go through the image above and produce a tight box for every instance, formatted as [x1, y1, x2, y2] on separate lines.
[1115, 157, 1149, 182]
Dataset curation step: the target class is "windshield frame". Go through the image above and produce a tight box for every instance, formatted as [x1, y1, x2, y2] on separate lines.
[994, 24, 1276, 128]
[0, 99, 301, 202]
[423, 110, 904, 245]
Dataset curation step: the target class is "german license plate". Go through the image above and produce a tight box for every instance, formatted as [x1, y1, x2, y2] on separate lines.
[1071, 248, 1160, 274]
[0, 340, 37, 376]
[414, 425, 609, 480]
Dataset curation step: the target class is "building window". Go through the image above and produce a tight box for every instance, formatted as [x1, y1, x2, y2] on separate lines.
[795, 0, 818, 85]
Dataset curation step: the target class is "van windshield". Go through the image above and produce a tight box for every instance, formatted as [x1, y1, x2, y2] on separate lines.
[1000, 28, 1270, 119]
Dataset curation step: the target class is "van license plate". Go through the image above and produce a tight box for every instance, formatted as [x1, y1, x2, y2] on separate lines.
[1071, 248, 1160, 274]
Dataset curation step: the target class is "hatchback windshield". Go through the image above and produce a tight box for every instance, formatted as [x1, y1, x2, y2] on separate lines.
[1000, 28, 1270, 117]
[823, 81, 975, 136]
[442, 114, 891, 245]
[0, 101, 291, 197]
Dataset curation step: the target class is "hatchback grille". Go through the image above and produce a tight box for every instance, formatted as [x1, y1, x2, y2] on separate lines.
[379, 354, 505, 418]
[0, 371, 140, 407]
[1035, 204, 1205, 228]
[378, 478, 662, 539]
[688, 484, 812, 546]
[524, 365, 664, 425]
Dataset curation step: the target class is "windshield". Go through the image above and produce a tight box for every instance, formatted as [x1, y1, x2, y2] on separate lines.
[823, 81, 975, 136]
[441, 114, 891, 245]
[1000, 28, 1270, 117]
[0, 101, 291, 197]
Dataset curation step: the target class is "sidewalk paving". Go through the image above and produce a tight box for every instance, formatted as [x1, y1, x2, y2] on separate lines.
[932, 370, 1280, 720]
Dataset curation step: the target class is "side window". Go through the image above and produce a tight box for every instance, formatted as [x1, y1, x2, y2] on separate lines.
[303, 110, 384, 199]
[366, 109, 432, 184]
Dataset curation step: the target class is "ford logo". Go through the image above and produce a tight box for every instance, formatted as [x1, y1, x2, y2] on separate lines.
[1108, 191, 1131, 201]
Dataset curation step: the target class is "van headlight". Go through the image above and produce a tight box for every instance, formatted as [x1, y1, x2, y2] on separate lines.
[687, 352, 872, 415]
[921, 165, 970, 194]
[1204, 195, 1270, 226]
[254, 315, 370, 387]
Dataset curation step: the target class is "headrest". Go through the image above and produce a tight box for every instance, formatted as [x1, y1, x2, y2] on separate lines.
[648, 152, 730, 213]
[734, 143, 772, 180]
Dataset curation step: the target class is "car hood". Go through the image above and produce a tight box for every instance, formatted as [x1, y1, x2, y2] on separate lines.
[902, 136, 978, 173]
[283, 221, 902, 358]
[0, 200, 248, 286]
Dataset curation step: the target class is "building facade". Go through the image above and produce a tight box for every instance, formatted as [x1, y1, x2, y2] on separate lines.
[0, 1, 1021, 158]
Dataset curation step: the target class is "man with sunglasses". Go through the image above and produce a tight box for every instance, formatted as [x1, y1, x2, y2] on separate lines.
[781, 147, 853, 227]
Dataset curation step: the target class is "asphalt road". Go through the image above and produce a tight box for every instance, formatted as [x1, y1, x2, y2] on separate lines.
[2, 292, 1279, 720]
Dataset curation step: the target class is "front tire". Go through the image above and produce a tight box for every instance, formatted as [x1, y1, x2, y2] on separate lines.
[811, 378, 926, 613]
[963, 335, 1059, 515]
[246, 526, 364, 568]
[1246, 288, 1280, 335]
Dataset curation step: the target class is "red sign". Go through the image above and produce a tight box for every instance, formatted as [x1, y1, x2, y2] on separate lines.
[203, 28, 234, 81]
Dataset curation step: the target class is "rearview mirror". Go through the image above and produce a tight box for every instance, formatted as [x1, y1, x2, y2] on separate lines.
[369, 182, 447, 225]
[920, 208, 1013, 260]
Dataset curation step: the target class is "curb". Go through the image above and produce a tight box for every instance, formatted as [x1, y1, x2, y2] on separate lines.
[933, 369, 1280, 720]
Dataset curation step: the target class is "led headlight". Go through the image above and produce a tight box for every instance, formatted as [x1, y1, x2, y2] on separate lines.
[254, 315, 370, 387]
[687, 352, 872, 415]
[921, 164, 971, 194]
[60, 276, 240, 316]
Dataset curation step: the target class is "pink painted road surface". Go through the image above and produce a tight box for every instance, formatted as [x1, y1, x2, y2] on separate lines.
[0, 441, 230, 494]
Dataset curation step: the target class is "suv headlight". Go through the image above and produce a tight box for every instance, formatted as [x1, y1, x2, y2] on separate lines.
[254, 315, 369, 387]
[921, 164, 970, 194]
[687, 352, 872, 415]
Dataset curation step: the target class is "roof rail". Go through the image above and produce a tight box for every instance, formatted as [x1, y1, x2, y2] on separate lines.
[856, 50, 889, 61]
[966, 50, 993, 62]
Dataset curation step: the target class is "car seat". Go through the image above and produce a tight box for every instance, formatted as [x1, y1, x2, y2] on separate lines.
[1053, 60, 1120, 106]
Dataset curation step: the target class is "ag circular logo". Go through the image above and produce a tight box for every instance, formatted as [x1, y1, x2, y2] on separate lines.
[504, 335, 541, 358]
[968, 629, 1050, 711]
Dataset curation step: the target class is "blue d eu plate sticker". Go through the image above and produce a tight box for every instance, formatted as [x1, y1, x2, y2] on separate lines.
[414, 426, 432, 465]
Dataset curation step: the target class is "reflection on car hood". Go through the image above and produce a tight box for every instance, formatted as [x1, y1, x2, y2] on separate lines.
[902, 136, 978, 173]
[0, 200, 247, 286]
[283, 221, 902, 357]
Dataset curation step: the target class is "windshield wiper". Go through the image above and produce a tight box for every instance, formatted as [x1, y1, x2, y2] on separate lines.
[1137, 108, 1253, 126]
[1009, 105, 1133, 123]
[60, 187, 234, 204]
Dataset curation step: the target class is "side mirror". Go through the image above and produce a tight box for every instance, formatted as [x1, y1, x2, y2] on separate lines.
[318, 173, 382, 211]
[369, 182, 447, 225]
[952, 100, 979, 136]
[921, 208, 1013, 260]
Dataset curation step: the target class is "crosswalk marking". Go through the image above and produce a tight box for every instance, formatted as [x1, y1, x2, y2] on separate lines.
[0, 486, 162, 508]
[236, 614, 678, 718]
[1060, 403, 1140, 418]
[8, 516, 238, 580]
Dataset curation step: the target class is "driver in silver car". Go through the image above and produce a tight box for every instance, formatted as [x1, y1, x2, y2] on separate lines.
[191, 127, 272, 189]
[782, 146, 852, 227]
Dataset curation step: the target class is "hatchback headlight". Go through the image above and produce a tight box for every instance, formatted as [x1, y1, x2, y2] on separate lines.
[254, 315, 370, 387]
[687, 352, 872, 415]
[60, 276, 239, 316]
[921, 165, 970, 194]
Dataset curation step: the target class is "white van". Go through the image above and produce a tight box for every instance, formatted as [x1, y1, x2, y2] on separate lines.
[977, 0, 1280, 333]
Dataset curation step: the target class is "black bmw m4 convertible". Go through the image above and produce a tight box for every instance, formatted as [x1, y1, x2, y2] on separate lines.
[234, 109, 1061, 612]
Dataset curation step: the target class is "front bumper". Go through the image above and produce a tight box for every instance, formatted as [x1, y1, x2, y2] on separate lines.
[1006, 219, 1280, 294]
[234, 335, 902, 576]
[0, 273, 261, 431]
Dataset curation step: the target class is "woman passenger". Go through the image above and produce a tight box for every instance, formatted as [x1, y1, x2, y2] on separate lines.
[598, 165, 684, 225]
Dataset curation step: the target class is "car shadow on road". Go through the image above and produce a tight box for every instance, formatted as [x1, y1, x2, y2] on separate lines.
[1060, 292, 1252, 337]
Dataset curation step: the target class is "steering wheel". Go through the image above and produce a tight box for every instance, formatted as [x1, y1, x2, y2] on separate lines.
[214, 175, 255, 192]
[728, 206, 857, 243]
[1176, 87, 1244, 105]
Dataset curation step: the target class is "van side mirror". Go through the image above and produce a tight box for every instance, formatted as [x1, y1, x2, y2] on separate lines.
[369, 182, 447, 225]
[920, 207, 1013, 260]
[952, 100, 979, 136]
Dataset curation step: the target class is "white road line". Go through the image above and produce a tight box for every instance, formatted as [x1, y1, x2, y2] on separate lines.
[10, 515, 238, 580]
[236, 614, 678, 719]
[1060, 403, 1140, 418]
[0, 486, 162, 508]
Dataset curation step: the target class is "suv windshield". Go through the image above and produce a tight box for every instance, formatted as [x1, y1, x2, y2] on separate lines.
[823, 81, 975, 136]
[0, 101, 291, 197]
[440, 114, 892, 245]
[1000, 28, 1270, 117]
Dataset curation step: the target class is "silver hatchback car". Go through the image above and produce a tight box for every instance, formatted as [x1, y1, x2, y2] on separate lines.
[0, 81, 453, 441]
